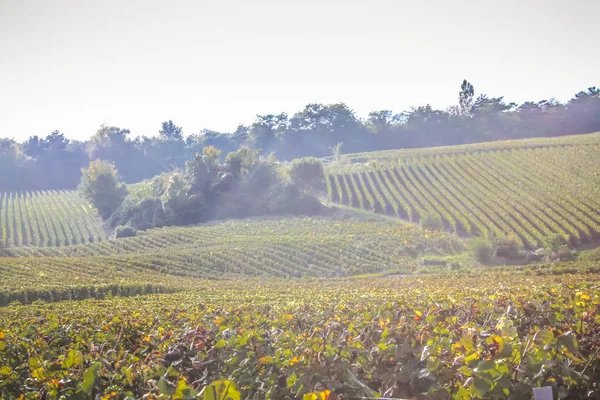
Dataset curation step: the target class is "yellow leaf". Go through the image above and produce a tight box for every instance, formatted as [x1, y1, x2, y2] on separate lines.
[259, 356, 274, 365]
[303, 390, 332, 400]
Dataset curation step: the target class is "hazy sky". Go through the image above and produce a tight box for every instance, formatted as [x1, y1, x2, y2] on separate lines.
[1, 0, 598, 141]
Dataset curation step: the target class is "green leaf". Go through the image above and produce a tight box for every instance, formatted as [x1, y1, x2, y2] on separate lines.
[175, 378, 198, 399]
[204, 380, 241, 400]
[64, 350, 84, 369]
[557, 331, 578, 354]
[81, 362, 101, 396]
[474, 360, 495, 372]
[473, 377, 492, 397]
[158, 376, 177, 396]
[121, 366, 134, 386]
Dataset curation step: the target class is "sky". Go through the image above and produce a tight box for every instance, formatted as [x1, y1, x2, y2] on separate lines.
[0, 0, 598, 141]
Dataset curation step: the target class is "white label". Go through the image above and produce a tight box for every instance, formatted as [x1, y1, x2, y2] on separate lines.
[533, 386, 553, 400]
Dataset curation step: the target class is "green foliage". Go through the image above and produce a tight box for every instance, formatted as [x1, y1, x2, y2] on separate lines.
[419, 212, 443, 230]
[543, 233, 578, 262]
[114, 225, 137, 239]
[203, 380, 240, 400]
[202, 145, 222, 165]
[493, 233, 523, 259]
[2, 272, 600, 398]
[471, 237, 495, 264]
[159, 120, 183, 141]
[225, 147, 259, 177]
[78, 160, 128, 219]
[459, 79, 475, 115]
[81, 362, 101, 395]
[287, 157, 326, 193]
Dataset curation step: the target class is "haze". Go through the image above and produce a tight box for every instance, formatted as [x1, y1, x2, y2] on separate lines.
[0, 0, 598, 141]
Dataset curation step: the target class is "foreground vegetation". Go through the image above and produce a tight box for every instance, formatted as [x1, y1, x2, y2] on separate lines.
[1, 271, 600, 399]
[326, 133, 600, 249]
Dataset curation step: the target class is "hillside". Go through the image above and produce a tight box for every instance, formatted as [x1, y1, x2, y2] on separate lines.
[0, 216, 465, 305]
[325, 133, 600, 248]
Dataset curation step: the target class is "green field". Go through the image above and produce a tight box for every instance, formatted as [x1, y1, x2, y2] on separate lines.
[1, 135, 600, 398]
[325, 133, 600, 248]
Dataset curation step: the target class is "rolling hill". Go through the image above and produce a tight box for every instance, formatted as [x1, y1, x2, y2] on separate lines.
[325, 133, 600, 248]
[0, 216, 465, 305]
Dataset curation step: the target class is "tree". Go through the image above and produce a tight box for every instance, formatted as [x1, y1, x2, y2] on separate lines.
[366, 110, 400, 134]
[248, 113, 288, 152]
[78, 160, 128, 219]
[287, 103, 366, 157]
[225, 146, 259, 177]
[159, 120, 184, 141]
[459, 79, 475, 116]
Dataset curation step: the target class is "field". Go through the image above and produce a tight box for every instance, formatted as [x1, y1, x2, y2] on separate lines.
[325, 133, 600, 248]
[2, 134, 600, 398]
[0, 190, 106, 248]
[0, 217, 465, 306]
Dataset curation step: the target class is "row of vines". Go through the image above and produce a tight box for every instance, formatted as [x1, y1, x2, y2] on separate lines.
[0, 190, 106, 248]
[326, 144, 600, 248]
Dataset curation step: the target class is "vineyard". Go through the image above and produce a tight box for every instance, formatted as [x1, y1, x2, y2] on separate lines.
[2, 271, 600, 398]
[0, 190, 106, 248]
[0, 217, 466, 305]
[325, 134, 600, 249]
[1, 134, 600, 398]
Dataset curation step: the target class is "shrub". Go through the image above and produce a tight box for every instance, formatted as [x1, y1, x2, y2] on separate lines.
[287, 157, 326, 193]
[420, 213, 443, 231]
[493, 233, 523, 259]
[115, 226, 137, 239]
[471, 237, 494, 264]
[544, 233, 570, 253]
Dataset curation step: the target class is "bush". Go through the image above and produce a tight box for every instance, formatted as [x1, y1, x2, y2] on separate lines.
[493, 234, 523, 259]
[115, 226, 137, 239]
[287, 157, 326, 193]
[265, 184, 323, 216]
[420, 213, 443, 231]
[471, 237, 494, 264]
[544, 233, 570, 253]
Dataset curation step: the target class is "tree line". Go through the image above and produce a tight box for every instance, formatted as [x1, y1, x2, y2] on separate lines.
[1, 81, 599, 191]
